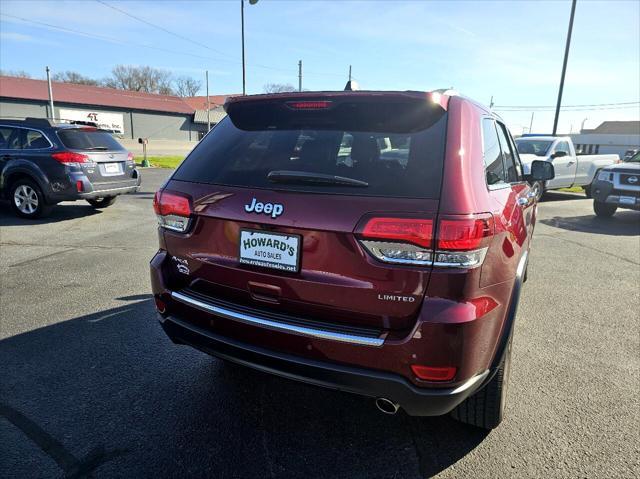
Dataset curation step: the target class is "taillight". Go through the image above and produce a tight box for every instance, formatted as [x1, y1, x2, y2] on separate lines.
[362, 218, 433, 248]
[359, 218, 434, 265]
[153, 190, 192, 232]
[437, 217, 493, 250]
[51, 151, 90, 165]
[358, 214, 493, 268]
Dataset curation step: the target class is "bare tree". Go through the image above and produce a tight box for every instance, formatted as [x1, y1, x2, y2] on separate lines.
[0, 70, 32, 78]
[52, 71, 100, 86]
[105, 65, 175, 94]
[174, 76, 202, 97]
[263, 83, 297, 93]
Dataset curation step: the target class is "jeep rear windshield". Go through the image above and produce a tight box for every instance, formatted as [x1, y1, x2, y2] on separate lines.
[57, 129, 125, 151]
[174, 98, 448, 198]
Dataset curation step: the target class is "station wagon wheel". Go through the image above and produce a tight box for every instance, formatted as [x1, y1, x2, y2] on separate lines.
[10, 179, 52, 219]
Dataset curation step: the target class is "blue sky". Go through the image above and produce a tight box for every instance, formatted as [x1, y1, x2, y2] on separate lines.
[1, 0, 638, 134]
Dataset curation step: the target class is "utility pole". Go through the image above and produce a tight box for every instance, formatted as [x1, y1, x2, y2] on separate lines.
[241, 0, 246, 95]
[240, 0, 259, 95]
[529, 112, 535, 134]
[46, 66, 55, 120]
[348, 65, 352, 82]
[206, 70, 211, 131]
[298, 60, 302, 92]
[552, 0, 577, 136]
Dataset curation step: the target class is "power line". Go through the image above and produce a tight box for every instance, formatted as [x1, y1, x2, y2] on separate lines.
[494, 101, 640, 109]
[494, 105, 640, 112]
[1, 12, 345, 79]
[95, 0, 346, 78]
[95, 0, 236, 61]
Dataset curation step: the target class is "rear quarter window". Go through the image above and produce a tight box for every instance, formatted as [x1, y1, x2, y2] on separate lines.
[57, 129, 125, 151]
[173, 110, 448, 199]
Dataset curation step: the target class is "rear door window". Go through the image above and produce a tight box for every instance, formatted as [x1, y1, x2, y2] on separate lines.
[57, 129, 125, 151]
[22, 129, 51, 149]
[482, 118, 507, 186]
[174, 103, 448, 199]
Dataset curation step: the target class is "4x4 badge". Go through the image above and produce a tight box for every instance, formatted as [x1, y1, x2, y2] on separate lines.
[244, 198, 284, 218]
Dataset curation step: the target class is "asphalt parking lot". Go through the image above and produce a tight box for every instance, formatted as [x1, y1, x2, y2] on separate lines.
[1, 168, 638, 478]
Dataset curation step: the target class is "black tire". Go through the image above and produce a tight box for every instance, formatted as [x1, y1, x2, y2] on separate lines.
[583, 185, 592, 199]
[450, 335, 513, 430]
[9, 179, 52, 219]
[593, 200, 616, 218]
[87, 196, 117, 208]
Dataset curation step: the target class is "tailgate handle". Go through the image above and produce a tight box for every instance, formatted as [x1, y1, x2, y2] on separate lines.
[248, 282, 281, 304]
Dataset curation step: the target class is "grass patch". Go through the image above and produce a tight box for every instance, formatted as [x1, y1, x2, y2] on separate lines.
[559, 186, 585, 193]
[136, 156, 184, 169]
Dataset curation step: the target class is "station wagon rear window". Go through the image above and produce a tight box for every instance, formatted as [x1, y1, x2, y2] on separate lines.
[174, 100, 447, 199]
[57, 129, 125, 151]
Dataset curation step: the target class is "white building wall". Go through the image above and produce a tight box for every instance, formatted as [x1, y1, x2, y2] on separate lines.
[569, 133, 640, 157]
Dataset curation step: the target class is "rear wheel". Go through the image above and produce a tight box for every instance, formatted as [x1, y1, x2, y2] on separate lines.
[450, 334, 512, 430]
[10, 179, 52, 219]
[593, 200, 616, 217]
[87, 196, 117, 208]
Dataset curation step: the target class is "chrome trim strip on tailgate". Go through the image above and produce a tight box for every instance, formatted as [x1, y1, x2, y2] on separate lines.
[171, 290, 385, 347]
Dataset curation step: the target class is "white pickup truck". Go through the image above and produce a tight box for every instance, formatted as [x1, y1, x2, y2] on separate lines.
[515, 136, 619, 199]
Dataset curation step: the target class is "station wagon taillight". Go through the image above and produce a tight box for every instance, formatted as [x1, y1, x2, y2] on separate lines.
[51, 151, 90, 165]
[153, 190, 192, 232]
[358, 214, 493, 268]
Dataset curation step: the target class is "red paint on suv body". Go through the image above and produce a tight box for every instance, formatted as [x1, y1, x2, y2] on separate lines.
[150, 91, 536, 426]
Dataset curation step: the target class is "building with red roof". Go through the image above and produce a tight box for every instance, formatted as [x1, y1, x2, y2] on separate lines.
[0, 75, 235, 141]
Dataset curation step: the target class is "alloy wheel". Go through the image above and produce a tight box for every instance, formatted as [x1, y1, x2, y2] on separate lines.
[13, 184, 39, 215]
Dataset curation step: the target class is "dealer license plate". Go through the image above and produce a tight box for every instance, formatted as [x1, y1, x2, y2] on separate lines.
[104, 162, 120, 174]
[619, 196, 636, 205]
[239, 229, 301, 272]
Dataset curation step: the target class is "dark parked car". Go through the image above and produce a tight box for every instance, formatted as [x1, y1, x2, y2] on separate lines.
[591, 150, 640, 217]
[0, 118, 141, 218]
[150, 91, 554, 429]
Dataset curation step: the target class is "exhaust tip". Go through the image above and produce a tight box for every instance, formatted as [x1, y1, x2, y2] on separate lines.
[375, 397, 399, 415]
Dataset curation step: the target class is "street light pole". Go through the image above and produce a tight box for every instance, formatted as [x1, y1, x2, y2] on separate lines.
[241, 0, 246, 95]
[46, 66, 55, 120]
[552, 0, 577, 135]
[206, 70, 211, 131]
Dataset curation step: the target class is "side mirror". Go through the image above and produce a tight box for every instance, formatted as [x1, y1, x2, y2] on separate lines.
[551, 150, 567, 159]
[531, 160, 555, 181]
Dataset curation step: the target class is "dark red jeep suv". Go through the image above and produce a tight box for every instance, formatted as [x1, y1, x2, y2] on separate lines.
[150, 90, 553, 429]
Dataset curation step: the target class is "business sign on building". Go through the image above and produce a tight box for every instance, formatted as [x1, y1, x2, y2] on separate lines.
[59, 109, 125, 134]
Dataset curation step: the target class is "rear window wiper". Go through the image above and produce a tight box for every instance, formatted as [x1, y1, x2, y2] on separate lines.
[267, 170, 368, 187]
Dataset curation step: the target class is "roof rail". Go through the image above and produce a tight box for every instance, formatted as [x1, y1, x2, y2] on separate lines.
[0, 117, 54, 127]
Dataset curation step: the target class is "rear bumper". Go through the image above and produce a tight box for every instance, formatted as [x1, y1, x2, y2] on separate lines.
[44, 170, 141, 203]
[78, 181, 141, 199]
[159, 313, 488, 416]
